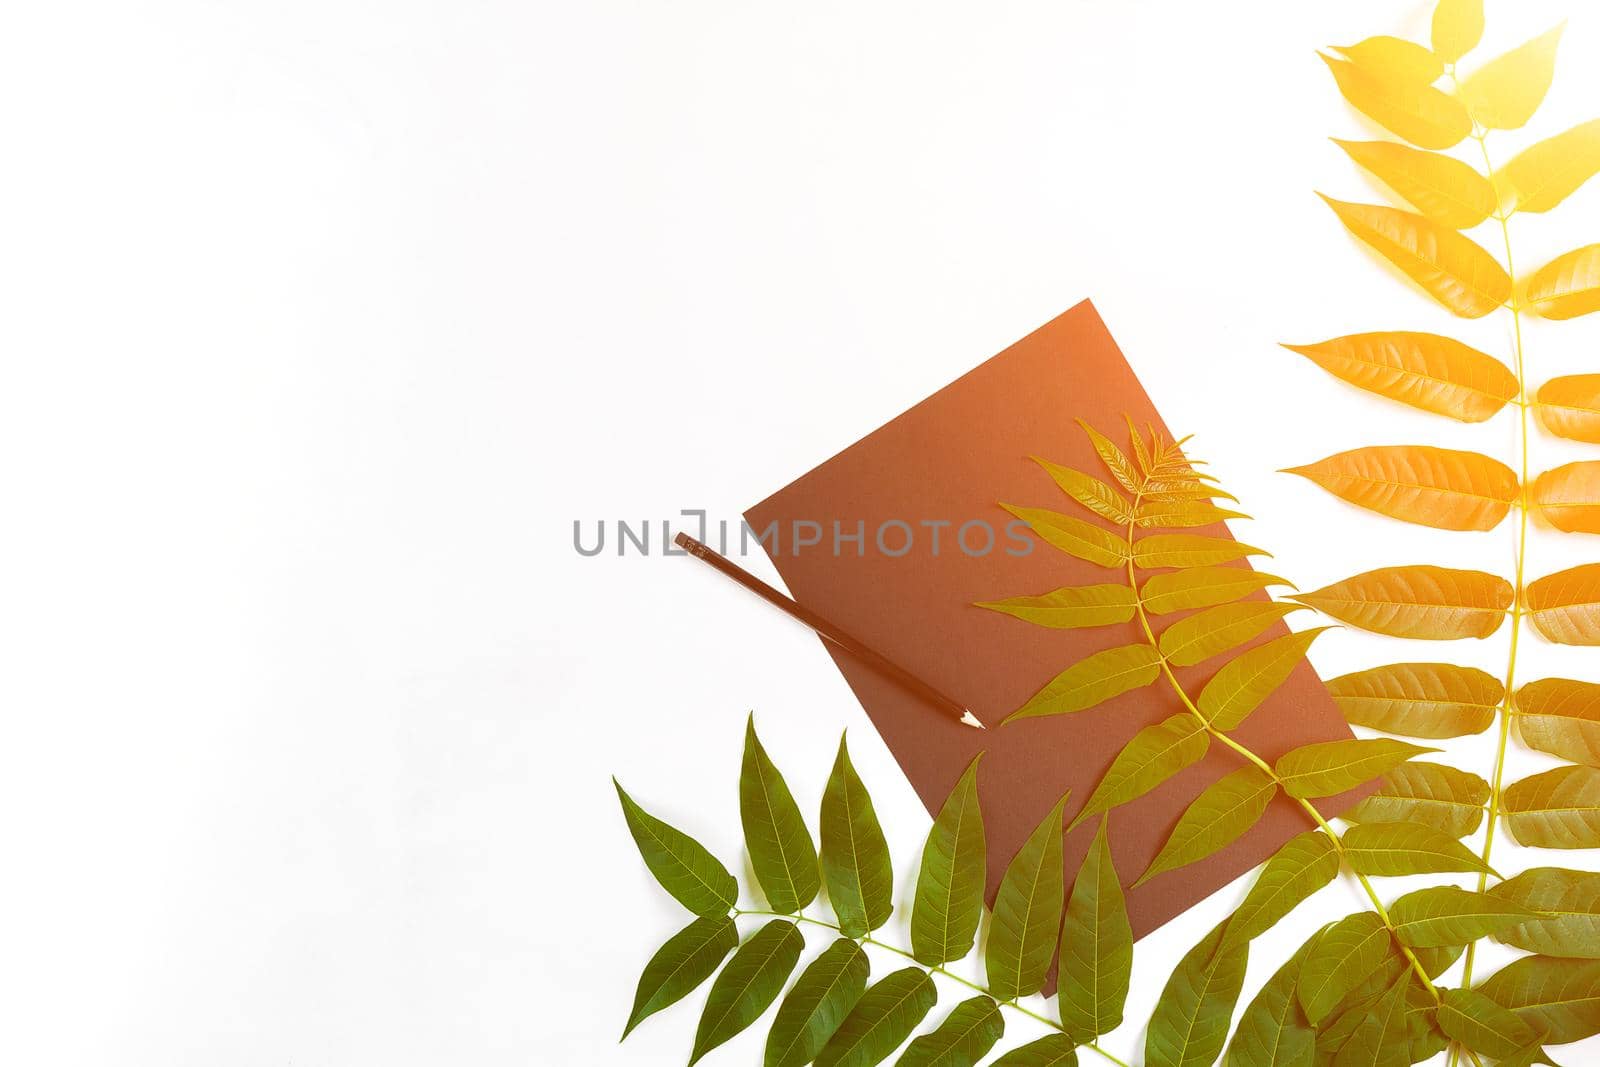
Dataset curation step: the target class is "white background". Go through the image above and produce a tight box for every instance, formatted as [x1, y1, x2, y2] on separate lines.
[6, 1, 1600, 1064]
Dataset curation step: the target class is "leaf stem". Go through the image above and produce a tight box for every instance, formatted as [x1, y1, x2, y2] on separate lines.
[729, 907, 1133, 1067]
[1457, 122, 1528, 1002]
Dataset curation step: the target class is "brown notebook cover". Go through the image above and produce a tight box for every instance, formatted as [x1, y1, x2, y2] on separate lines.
[745, 299, 1368, 941]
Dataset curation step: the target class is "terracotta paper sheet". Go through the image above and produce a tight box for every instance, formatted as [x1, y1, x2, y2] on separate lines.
[745, 299, 1369, 940]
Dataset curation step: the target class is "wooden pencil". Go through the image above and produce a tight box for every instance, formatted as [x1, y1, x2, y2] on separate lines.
[674, 531, 984, 729]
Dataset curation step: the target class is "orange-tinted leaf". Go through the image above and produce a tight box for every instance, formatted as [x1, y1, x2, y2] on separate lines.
[1526, 244, 1600, 320]
[1320, 55, 1471, 150]
[1001, 504, 1126, 568]
[1500, 119, 1600, 214]
[1032, 457, 1134, 524]
[1334, 37, 1444, 86]
[1432, 0, 1484, 64]
[1515, 677, 1600, 767]
[1292, 565, 1513, 639]
[1319, 196, 1509, 316]
[1005, 644, 1163, 723]
[1459, 24, 1564, 131]
[1283, 331, 1515, 421]
[978, 584, 1139, 629]
[1536, 375, 1600, 443]
[1334, 140, 1495, 229]
[1328, 661, 1503, 739]
[1532, 461, 1600, 534]
[1284, 444, 1519, 531]
[1525, 564, 1600, 646]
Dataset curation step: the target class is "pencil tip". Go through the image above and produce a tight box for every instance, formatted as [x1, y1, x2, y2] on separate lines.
[961, 710, 986, 730]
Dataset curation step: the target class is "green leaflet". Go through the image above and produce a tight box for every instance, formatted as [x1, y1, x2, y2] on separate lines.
[1032, 456, 1134, 524]
[1006, 643, 1163, 723]
[1296, 912, 1393, 1025]
[1132, 533, 1268, 569]
[614, 779, 738, 916]
[989, 1034, 1079, 1066]
[1138, 764, 1277, 886]
[1225, 944, 1316, 1067]
[1331, 972, 1411, 1067]
[741, 716, 820, 913]
[1057, 819, 1132, 1043]
[1274, 738, 1437, 799]
[1314, 980, 1393, 1064]
[623, 915, 739, 1039]
[1069, 714, 1209, 830]
[690, 920, 804, 1065]
[1516, 677, 1600, 767]
[1388, 885, 1540, 948]
[1327, 661, 1502, 739]
[1139, 566, 1293, 615]
[1199, 627, 1327, 730]
[1490, 867, 1600, 958]
[1145, 922, 1250, 1067]
[1340, 820, 1497, 877]
[1482, 956, 1600, 1045]
[764, 939, 870, 1067]
[1403, 979, 1449, 1063]
[896, 995, 1004, 1067]
[1436, 987, 1550, 1061]
[1001, 504, 1127, 568]
[1156, 602, 1302, 667]
[986, 794, 1068, 1001]
[820, 735, 894, 938]
[976, 584, 1138, 630]
[1224, 831, 1341, 947]
[1344, 762, 1490, 838]
[1504, 765, 1600, 848]
[911, 754, 986, 966]
[815, 967, 938, 1067]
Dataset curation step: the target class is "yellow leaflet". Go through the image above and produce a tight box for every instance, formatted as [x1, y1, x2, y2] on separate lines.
[1133, 499, 1246, 529]
[1199, 627, 1328, 731]
[1532, 461, 1600, 534]
[1333, 140, 1495, 229]
[976, 584, 1138, 630]
[1432, 0, 1484, 64]
[1334, 36, 1443, 87]
[1136, 766, 1277, 887]
[1284, 443, 1519, 531]
[1157, 602, 1302, 668]
[1525, 564, 1600, 646]
[1282, 331, 1515, 422]
[1525, 244, 1600, 320]
[1292, 564, 1513, 640]
[1031, 457, 1133, 524]
[1536, 375, 1600, 443]
[1459, 24, 1564, 131]
[1139, 567, 1292, 615]
[1000, 504, 1126, 568]
[1076, 418, 1140, 493]
[1320, 54, 1470, 150]
[1004, 644, 1162, 723]
[1319, 196, 1510, 317]
[1514, 677, 1600, 768]
[1499, 119, 1600, 215]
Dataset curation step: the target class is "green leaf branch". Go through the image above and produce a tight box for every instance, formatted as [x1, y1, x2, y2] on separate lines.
[616, 716, 1135, 1067]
